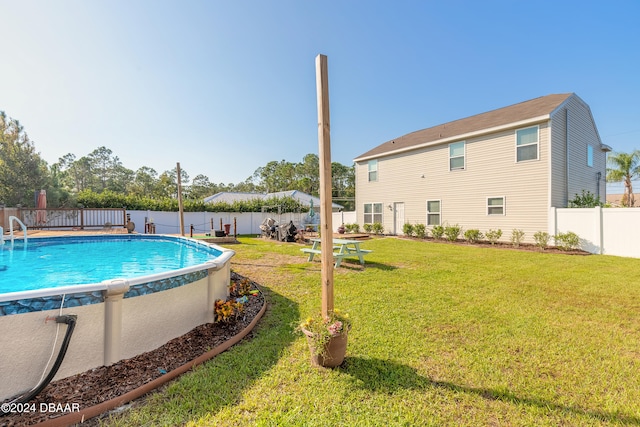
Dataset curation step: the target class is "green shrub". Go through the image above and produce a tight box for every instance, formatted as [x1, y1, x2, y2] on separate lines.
[413, 223, 427, 239]
[463, 229, 483, 243]
[485, 229, 503, 245]
[555, 231, 580, 251]
[431, 225, 445, 240]
[569, 190, 603, 208]
[443, 224, 461, 242]
[533, 231, 551, 250]
[77, 189, 306, 213]
[372, 222, 384, 235]
[402, 223, 415, 236]
[510, 229, 525, 248]
[345, 223, 360, 233]
[363, 223, 373, 233]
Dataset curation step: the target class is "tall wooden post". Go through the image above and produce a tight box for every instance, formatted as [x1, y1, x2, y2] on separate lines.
[316, 54, 334, 320]
[177, 162, 185, 236]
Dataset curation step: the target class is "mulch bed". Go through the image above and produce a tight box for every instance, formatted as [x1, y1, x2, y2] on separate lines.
[400, 236, 591, 255]
[1, 272, 264, 427]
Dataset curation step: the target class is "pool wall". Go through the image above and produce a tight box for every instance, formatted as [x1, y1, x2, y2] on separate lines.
[0, 237, 233, 401]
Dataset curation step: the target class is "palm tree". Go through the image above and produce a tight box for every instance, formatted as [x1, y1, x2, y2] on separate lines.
[607, 150, 640, 207]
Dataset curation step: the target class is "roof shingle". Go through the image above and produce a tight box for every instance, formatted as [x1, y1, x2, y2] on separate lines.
[355, 93, 573, 160]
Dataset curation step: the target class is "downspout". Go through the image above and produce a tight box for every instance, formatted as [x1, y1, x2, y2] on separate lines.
[596, 172, 602, 201]
[565, 109, 570, 205]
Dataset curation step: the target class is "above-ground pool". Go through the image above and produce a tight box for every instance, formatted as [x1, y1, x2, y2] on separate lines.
[0, 234, 234, 401]
[1, 234, 224, 298]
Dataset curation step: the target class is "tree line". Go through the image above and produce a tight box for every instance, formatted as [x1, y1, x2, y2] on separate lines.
[0, 112, 355, 210]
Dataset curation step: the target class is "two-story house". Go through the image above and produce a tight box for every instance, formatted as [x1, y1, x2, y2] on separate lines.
[353, 93, 611, 241]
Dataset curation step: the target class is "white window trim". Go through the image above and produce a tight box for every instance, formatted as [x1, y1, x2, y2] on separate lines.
[426, 199, 442, 226]
[368, 160, 378, 182]
[486, 196, 506, 216]
[515, 125, 539, 162]
[364, 202, 383, 224]
[449, 141, 466, 171]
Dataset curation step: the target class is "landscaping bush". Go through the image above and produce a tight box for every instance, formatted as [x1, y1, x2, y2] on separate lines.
[443, 224, 461, 242]
[363, 223, 373, 233]
[533, 231, 551, 250]
[77, 189, 307, 213]
[213, 298, 245, 323]
[431, 225, 445, 240]
[555, 231, 580, 251]
[372, 222, 384, 235]
[402, 223, 415, 236]
[485, 229, 503, 245]
[510, 229, 525, 248]
[569, 190, 603, 208]
[345, 223, 360, 233]
[463, 229, 483, 243]
[413, 223, 427, 239]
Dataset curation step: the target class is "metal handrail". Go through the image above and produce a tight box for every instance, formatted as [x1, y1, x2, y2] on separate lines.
[8, 216, 27, 243]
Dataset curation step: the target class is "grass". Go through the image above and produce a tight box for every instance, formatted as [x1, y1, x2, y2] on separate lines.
[103, 237, 640, 426]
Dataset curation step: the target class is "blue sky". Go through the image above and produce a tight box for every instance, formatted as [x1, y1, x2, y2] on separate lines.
[1, 1, 638, 193]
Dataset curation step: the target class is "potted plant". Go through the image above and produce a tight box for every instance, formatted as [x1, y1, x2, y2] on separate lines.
[298, 310, 351, 368]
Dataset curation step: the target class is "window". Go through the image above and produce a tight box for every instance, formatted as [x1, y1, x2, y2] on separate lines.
[368, 160, 378, 182]
[449, 141, 465, 170]
[487, 197, 505, 215]
[426, 200, 441, 225]
[364, 203, 383, 224]
[587, 145, 593, 167]
[516, 126, 538, 162]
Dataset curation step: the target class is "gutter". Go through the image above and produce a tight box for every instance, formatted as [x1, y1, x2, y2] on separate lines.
[354, 114, 551, 162]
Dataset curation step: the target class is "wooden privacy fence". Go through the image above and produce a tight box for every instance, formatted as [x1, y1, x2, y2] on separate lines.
[17, 208, 127, 230]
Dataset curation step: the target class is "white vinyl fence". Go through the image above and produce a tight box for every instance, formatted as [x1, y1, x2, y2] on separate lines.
[127, 210, 357, 236]
[550, 207, 640, 258]
[121, 209, 640, 258]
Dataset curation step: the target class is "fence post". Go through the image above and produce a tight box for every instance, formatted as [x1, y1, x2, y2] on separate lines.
[594, 206, 603, 255]
[548, 207, 557, 238]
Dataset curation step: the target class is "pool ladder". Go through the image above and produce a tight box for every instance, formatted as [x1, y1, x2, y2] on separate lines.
[3, 216, 28, 244]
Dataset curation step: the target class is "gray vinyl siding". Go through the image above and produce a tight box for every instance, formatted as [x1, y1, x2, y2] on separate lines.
[549, 108, 568, 207]
[549, 96, 606, 206]
[356, 124, 551, 241]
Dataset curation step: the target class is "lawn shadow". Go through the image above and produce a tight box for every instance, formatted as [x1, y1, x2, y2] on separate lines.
[333, 260, 398, 271]
[341, 356, 640, 425]
[104, 285, 300, 426]
[360, 261, 398, 271]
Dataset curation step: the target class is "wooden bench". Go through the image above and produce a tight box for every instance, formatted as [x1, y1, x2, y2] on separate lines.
[301, 248, 348, 267]
[344, 248, 372, 254]
[302, 238, 373, 267]
[301, 248, 322, 256]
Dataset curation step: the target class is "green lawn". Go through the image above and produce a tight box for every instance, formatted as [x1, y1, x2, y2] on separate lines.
[104, 237, 640, 426]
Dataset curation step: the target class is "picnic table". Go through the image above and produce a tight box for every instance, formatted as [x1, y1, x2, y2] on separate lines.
[301, 238, 373, 267]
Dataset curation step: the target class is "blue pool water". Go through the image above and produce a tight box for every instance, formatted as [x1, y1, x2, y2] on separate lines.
[0, 235, 222, 294]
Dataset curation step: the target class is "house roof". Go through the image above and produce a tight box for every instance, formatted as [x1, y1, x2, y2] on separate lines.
[204, 190, 343, 210]
[203, 192, 262, 204]
[354, 93, 575, 161]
